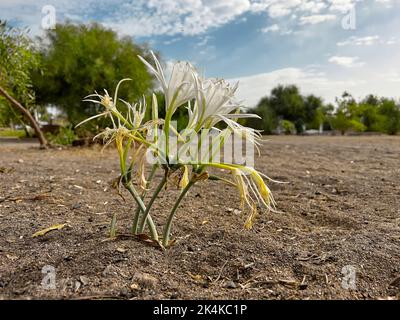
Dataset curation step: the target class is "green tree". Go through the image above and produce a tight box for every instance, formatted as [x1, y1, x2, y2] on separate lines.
[358, 103, 384, 132]
[358, 94, 382, 131]
[379, 98, 400, 135]
[251, 85, 330, 134]
[0, 21, 47, 146]
[269, 85, 305, 132]
[33, 22, 154, 126]
[280, 119, 296, 135]
[303, 94, 324, 129]
[249, 96, 278, 134]
[330, 93, 366, 135]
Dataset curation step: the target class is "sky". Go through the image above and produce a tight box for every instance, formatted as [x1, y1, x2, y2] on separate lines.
[1, 0, 399, 107]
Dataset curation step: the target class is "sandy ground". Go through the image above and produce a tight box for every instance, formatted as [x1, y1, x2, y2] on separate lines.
[0, 135, 399, 300]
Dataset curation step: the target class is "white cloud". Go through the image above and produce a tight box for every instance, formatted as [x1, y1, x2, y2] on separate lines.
[328, 56, 365, 67]
[267, 4, 292, 17]
[229, 67, 366, 106]
[196, 35, 213, 47]
[328, 0, 356, 13]
[375, 0, 393, 7]
[384, 71, 400, 82]
[0, 0, 252, 37]
[105, 0, 252, 37]
[1, 0, 395, 37]
[386, 37, 398, 45]
[257, 0, 304, 18]
[337, 35, 380, 46]
[299, 14, 337, 24]
[230, 64, 400, 107]
[298, 1, 327, 13]
[163, 37, 181, 45]
[261, 24, 280, 33]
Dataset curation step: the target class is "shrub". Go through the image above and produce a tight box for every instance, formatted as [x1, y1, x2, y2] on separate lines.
[280, 120, 296, 135]
[46, 126, 77, 145]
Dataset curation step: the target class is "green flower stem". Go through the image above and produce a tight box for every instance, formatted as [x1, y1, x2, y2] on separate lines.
[164, 116, 171, 162]
[163, 101, 176, 163]
[138, 174, 167, 233]
[131, 164, 158, 234]
[162, 180, 195, 247]
[131, 205, 141, 235]
[125, 182, 159, 241]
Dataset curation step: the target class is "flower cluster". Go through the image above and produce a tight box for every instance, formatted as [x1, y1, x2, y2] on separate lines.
[78, 52, 276, 248]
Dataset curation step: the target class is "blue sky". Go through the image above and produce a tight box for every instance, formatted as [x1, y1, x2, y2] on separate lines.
[1, 0, 399, 107]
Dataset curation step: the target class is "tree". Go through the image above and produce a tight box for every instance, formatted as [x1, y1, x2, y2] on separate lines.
[251, 85, 329, 134]
[0, 21, 47, 147]
[249, 96, 278, 134]
[379, 98, 400, 135]
[330, 93, 366, 135]
[303, 94, 324, 129]
[330, 108, 365, 135]
[269, 85, 305, 132]
[250, 87, 399, 135]
[331, 94, 399, 135]
[33, 22, 154, 126]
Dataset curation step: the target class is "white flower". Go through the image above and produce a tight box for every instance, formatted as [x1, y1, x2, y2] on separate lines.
[78, 89, 117, 128]
[192, 77, 260, 129]
[138, 51, 197, 116]
[193, 77, 238, 129]
[119, 97, 147, 129]
[187, 76, 262, 146]
[78, 79, 134, 129]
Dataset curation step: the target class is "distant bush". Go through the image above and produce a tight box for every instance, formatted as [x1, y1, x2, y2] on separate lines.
[46, 126, 77, 145]
[0, 128, 26, 138]
[280, 120, 296, 135]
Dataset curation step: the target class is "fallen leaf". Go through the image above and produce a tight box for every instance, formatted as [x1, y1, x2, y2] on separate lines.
[167, 238, 177, 247]
[79, 276, 89, 286]
[188, 272, 203, 281]
[137, 233, 152, 242]
[32, 223, 66, 237]
[278, 279, 301, 288]
[31, 194, 50, 201]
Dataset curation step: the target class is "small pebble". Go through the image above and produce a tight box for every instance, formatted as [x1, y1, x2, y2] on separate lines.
[72, 203, 81, 210]
[225, 280, 236, 289]
[79, 276, 89, 286]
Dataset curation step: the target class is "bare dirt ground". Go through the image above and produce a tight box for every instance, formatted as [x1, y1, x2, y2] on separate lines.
[0, 136, 399, 300]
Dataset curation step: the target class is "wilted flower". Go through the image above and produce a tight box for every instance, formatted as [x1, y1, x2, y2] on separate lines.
[200, 162, 276, 229]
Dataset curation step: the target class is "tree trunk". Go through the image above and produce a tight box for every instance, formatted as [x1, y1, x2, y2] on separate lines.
[0, 85, 48, 148]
